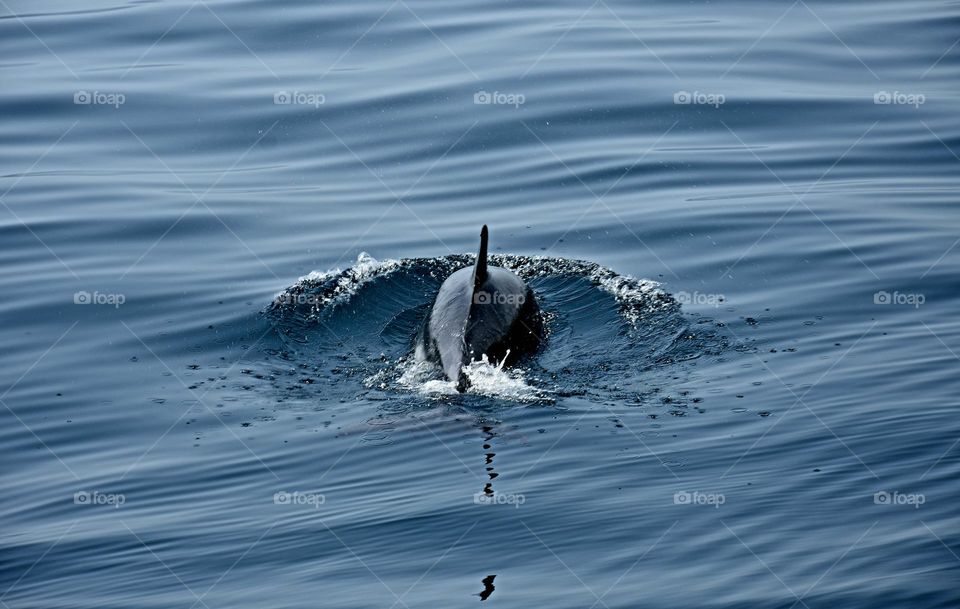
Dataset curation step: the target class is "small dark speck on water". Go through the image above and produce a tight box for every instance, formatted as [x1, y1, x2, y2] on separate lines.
[478, 575, 496, 601]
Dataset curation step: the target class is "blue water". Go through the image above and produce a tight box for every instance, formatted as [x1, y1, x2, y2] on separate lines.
[2, 0, 959, 606]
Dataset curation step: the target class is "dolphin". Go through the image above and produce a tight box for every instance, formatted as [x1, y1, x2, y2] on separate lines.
[415, 225, 544, 391]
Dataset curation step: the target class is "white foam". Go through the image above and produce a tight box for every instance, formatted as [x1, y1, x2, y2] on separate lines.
[461, 356, 544, 401]
[595, 273, 667, 324]
[290, 252, 403, 311]
[286, 253, 670, 323]
[596, 273, 660, 300]
[384, 355, 546, 402]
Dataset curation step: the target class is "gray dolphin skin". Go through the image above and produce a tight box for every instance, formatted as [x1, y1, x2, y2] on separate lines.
[415, 225, 544, 391]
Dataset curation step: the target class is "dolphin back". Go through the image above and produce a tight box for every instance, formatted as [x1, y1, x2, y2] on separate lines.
[417, 225, 544, 390]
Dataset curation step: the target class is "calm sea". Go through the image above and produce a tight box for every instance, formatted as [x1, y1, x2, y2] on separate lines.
[1, 0, 958, 607]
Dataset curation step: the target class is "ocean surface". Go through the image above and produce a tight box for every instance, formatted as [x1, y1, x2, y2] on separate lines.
[2, 0, 959, 607]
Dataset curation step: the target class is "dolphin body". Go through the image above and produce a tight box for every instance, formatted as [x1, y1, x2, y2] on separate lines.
[415, 225, 544, 391]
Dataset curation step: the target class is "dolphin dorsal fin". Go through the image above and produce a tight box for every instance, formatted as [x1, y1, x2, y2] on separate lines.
[472, 225, 489, 289]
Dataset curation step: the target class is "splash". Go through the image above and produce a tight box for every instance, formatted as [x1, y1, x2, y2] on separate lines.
[271, 252, 676, 326]
[370, 355, 548, 402]
[275, 252, 400, 314]
[267, 251, 708, 403]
